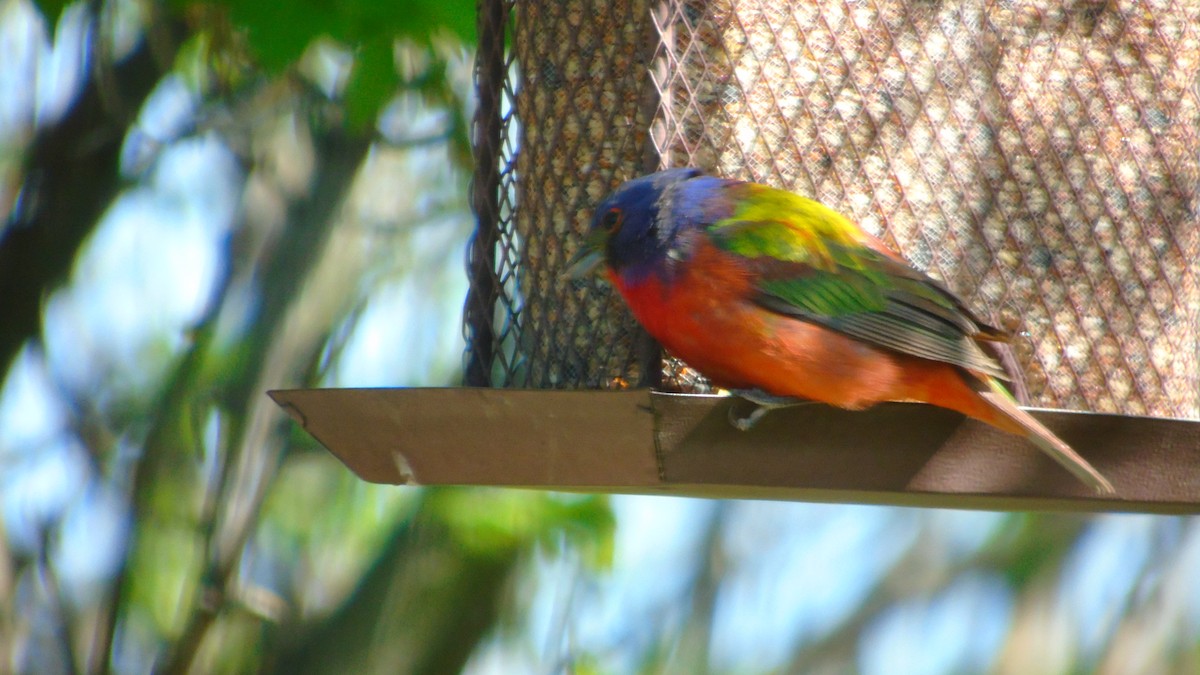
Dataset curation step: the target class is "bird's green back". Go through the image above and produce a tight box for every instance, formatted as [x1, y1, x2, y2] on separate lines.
[708, 182, 1008, 378]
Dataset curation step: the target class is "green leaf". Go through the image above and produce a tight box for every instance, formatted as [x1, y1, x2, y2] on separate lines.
[177, 0, 476, 74]
[396, 1, 476, 44]
[173, 32, 215, 93]
[217, 0, 327, 72]
[31, 0, 71, 29]
[344, 38, 398, 130]
[164, 0, 477, 127]
[430, 489, 615, 564]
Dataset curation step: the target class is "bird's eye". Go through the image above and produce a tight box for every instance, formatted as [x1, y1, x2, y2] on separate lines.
[601, 207, 623, 233]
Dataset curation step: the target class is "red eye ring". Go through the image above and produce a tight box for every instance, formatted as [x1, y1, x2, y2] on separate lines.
[601, 207, 623, 233]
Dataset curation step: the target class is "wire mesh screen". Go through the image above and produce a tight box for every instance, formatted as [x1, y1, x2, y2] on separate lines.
[467, 0, 1200, 417]
[466, 0, 665, 390]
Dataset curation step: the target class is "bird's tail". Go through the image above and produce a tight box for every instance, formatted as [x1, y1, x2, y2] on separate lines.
[971, 377, 1114, 494]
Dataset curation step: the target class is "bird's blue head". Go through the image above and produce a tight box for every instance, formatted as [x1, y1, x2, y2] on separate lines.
[566, 168, 731, 282]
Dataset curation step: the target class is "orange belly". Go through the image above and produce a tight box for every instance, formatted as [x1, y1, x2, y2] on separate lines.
[610, 242, 993, 419]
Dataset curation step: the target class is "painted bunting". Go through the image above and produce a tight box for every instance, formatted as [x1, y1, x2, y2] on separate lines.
[567, 168, 1113, 493]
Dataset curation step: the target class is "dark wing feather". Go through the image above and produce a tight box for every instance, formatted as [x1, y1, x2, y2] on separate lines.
[711, 217, 1009, 379]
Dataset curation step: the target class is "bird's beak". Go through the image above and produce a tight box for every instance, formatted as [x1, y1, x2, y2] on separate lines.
[563, 231, 606, 279]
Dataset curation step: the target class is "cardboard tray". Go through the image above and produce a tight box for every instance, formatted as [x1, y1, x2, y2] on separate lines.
[270, 388, 1200, 513]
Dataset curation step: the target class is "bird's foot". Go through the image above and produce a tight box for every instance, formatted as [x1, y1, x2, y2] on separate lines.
[726, 389, 812, 431]
[729, 404, 772, 431]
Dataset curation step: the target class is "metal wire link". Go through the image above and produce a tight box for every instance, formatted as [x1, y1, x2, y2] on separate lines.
[469, 0, 1199, 417]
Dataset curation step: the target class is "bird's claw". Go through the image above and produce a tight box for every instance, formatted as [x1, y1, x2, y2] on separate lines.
[728, 403, 771, 431]
[726, 390, 814, 431]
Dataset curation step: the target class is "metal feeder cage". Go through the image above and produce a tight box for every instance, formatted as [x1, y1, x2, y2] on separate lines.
[464, 0, 1200, 421]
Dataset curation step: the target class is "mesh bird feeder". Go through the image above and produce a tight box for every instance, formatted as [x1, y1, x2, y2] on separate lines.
[275, 0, 1200, 510]
[466, 0, 1199, 414]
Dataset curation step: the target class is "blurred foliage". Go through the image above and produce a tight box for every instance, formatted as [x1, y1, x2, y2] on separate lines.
[3, 1, 611, 674]
[32, 0, 475, 128]
[5, 1, 1200, 674]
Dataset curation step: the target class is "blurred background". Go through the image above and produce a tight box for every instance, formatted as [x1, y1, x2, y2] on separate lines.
[2, 0, 1200, 673]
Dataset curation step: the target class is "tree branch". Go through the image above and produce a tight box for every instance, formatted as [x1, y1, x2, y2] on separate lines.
[157, 123, 371, 675]
[0, 18, 178, 376]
